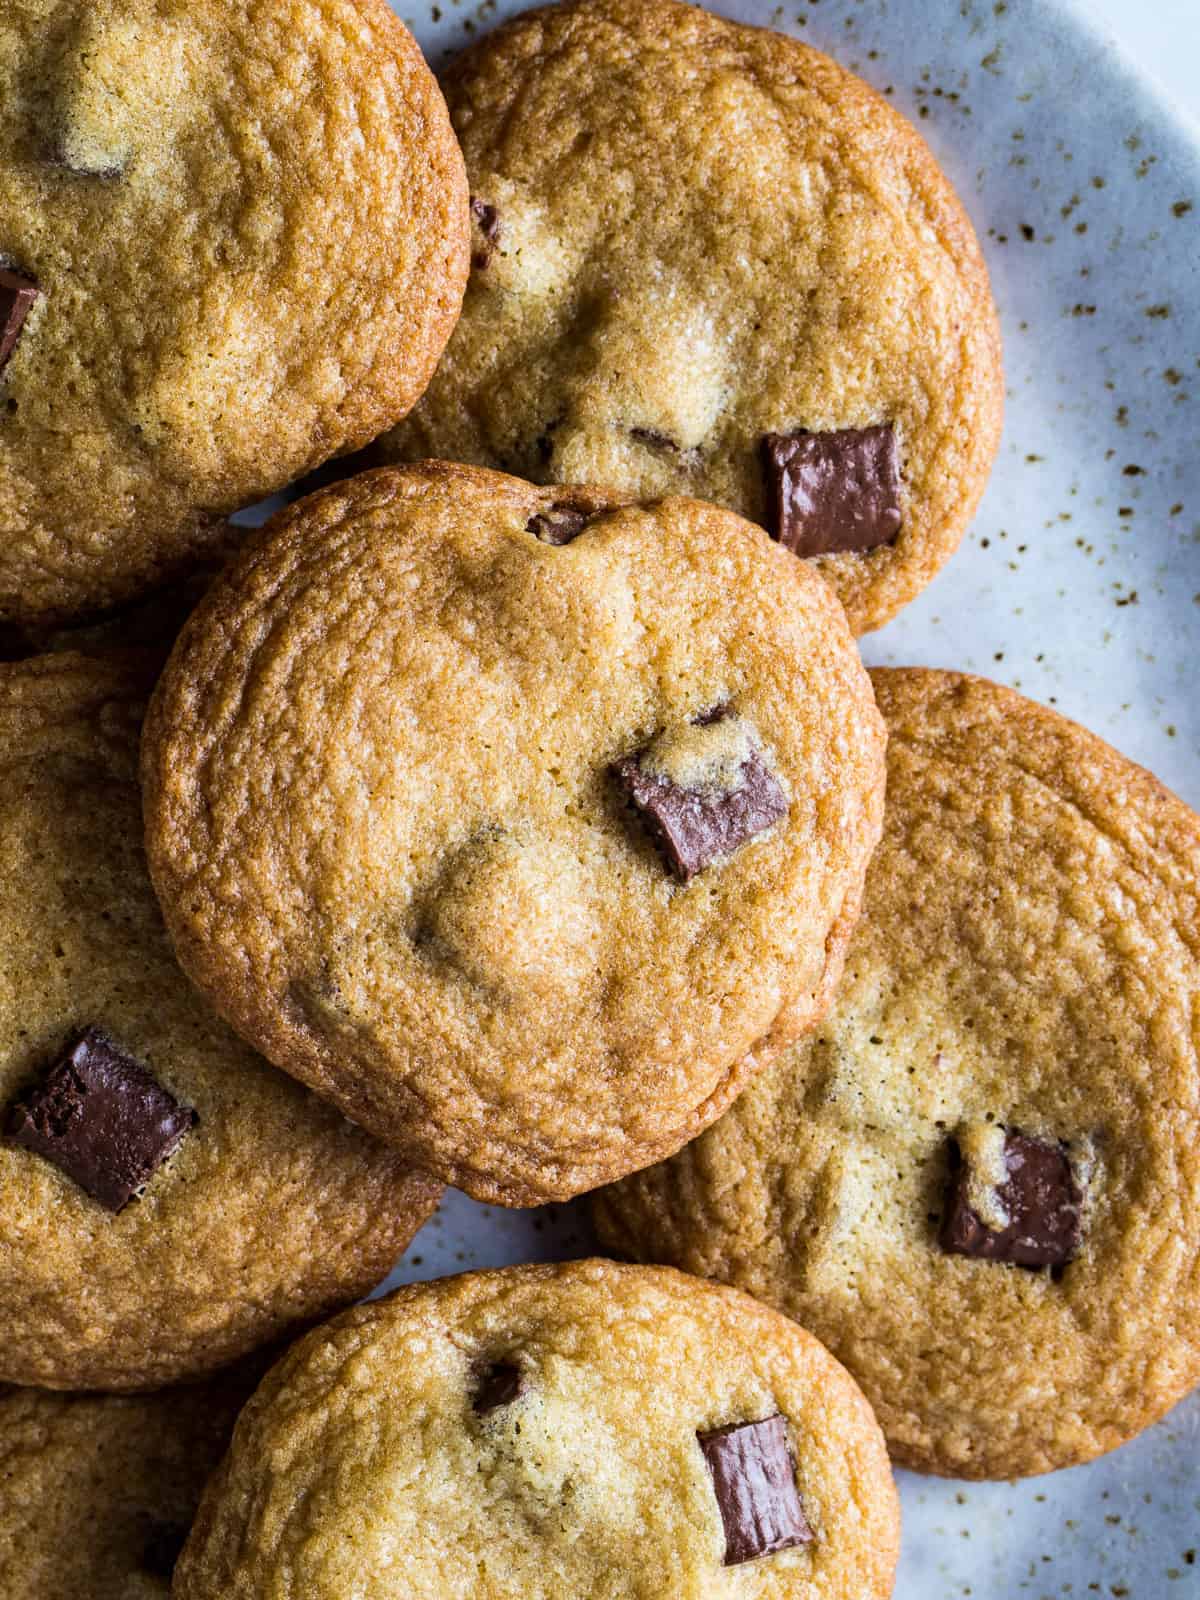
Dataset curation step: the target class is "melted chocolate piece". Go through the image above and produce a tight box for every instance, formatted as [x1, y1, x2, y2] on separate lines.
[527, 504, 589, 546]
[7, 1028, 196, 1212]
[630, 426, 679, 452]
[698, 1415, 812, 1566]
[470, 197, 501, 269]
[473, 1360, 524, 1416]
[940, 1131, 1082, 1268]
[140, 1520, 190, 1578]
[761, 424, 902, 557]
[612, 742, 787, 882]
[0, 269, 40, 374]
[692, 703, 731, 727]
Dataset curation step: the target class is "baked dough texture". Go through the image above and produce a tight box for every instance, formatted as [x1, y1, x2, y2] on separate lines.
[380, 0, 1003, 634]
[173, 1259, 900, 1599]
[596, 670, 1200, 1478]
[142, 461, 886, 1204]
[0, 653, 440, 1390]
[0, 1376, 254, 1598]
[0, 0, 468, 623]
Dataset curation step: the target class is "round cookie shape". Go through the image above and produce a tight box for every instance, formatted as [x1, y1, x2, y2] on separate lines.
[595, 669, 1200, 1479]
[0, 0, 469, 624]
[0, 653, 440, 1390]
[378, 0, 1003, 635]
[142, 461, 886, 1204]
[173, 1259, 900, 1599]
[0, 1376, 255, 1598]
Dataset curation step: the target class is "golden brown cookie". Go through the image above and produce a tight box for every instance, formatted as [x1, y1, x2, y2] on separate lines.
[0, 653, 440, 1390]
[596, 669, 1200, 1478]
[0, 0, 468, 624]
[0, 522, 243, 663]
[142, 461, 886, 1205]
[173, 1260, 900, 1598]
[0, 1374, 256, 1598]
[378, 0, 1003, 635]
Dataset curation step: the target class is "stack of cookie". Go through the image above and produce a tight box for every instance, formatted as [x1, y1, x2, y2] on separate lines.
[0, 0, 1195, 1595]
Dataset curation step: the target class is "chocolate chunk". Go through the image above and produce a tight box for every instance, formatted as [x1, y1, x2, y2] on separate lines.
[698, 1415, 812, 1566]
[631, 426, 679, 452]
[692, 703, 732, 727]
[470, 197, 501, 269]
[7, 1028, 196, 1212]
[527, 504, 589, 546]
[761, 423, 902, 557]
[473, 1360, 524, 1415]
[140, 1520, 190, 1578]
[0, 269, 40, 374]
[940, 1131, 1082, 1268]
[612, 739, 788, 882]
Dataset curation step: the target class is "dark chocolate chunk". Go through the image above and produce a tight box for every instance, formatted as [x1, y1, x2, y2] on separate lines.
[631, 426, 679, 452]
[612, 740, 787, 881]
[692, 703, 731, 727]
[698, 1414, 812, 1566]
[761, 423, 902, 557]
[940, 1131, 1082, 1268]
[470, 197, 501, 269]
[140, 1520, 190, 1578]
[0, 269, 40, 375]
[7, 1028, 197, 1212]
[473, 1360, 524, 1415]
[527, 504, 589, 546]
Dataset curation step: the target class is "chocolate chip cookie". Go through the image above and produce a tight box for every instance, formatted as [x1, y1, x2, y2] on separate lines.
[0, 0, 468, 624]
[0, 1374, 256, 1598]
[173, 1260, 900, 1598]
[142, 461, 886, 1205]
[378, 0, 1003, 635]
[596, 670, 1200, 1478]
[0, 653, 440, 1390]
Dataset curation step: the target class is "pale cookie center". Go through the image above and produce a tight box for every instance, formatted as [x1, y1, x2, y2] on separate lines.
[425, 833, 598, 1001]
[640, 716, 756, 797]
[50, 14, 190, 177]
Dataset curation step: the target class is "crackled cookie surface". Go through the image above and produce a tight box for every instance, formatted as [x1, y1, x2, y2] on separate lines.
[0, 1376, 254, 1598]
[596, 670, 1200, 1478]
[173, 1260, 899, 1599]
[0, 654, 439, 1390]
[379, 0, 1003, 634]
[0, 0, 467, 623]
[142, 461, 885, 1204]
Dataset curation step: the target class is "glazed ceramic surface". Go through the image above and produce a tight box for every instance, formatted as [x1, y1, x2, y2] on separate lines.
[362, 0, 1199, 1592]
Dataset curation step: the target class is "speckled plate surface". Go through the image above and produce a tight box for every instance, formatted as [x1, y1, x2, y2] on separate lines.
[369, 0, 1200, 1592]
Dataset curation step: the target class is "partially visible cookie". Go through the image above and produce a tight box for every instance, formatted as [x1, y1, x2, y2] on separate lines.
[379, 0, 1003, 634]
[0, 654, 440, 1390]
[0, 522, 243, 663]
[0, 1374, 255, 1598]
[142, 461, 886, 1204]
[596, 670, 1200, 1478]
[0, 0, 468, 623]
[173, 1259, 900, 1598]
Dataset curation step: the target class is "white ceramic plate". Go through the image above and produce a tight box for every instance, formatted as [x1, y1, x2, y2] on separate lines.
[368, 0, 1200, 1592]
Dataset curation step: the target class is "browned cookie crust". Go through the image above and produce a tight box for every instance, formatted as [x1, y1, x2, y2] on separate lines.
[142, 461, 885, 1204]
[380, 0, 1003, 634]
[0, 653, 440, 1390]
[0, 0, 468, 624]
[596, 670, 1200, 1478]
[0, 1374, 256, 1598]
[173, 1261, 900, 1598]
